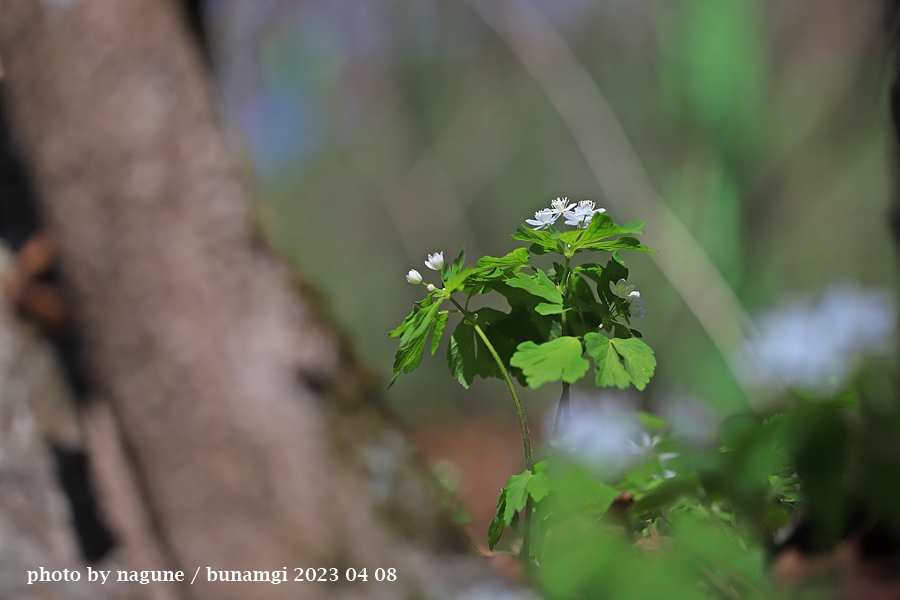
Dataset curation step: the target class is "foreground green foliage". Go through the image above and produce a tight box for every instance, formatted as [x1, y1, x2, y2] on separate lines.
[389, 198, 900, 598]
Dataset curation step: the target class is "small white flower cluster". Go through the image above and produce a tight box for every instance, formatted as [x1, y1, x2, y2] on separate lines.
[525, 197, 606, 230]
[609, 278, 646, 318]
[627, 432, 678, 479]
[406, 251, 444, 285]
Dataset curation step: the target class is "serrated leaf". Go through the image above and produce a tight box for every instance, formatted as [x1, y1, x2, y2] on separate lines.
[610, 337, 656, 390]
[526, 472, 551, 502]
[447, 321, 476, 388]
[452, 247, 466, 274]
[444, 267, 475, 293]
[389, 308, 418, 339]
[580, 236, 654, 253]
[584, 333, 656, 390]
[504, 270, 562, 304]
[510, 336, 590, 389]
[477, 248, 530, 269]
[399, 298, 442, 347]
[389, 333, 428, 387]
[488, 488, 507, 550]
[431, 312, 448, 355]
[584, 333, 630, 389]
[570, 215, 654, 254]
[511, 227, 560, 254]
[502, 468, 553, 525]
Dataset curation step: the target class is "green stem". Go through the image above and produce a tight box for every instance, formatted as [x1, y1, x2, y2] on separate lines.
[471, 322, 534, 471]
[551, 382, 571, 443]
[448, 297, 534, 470]
[522, 496, 534, 564]
[448, 295, 536, 563]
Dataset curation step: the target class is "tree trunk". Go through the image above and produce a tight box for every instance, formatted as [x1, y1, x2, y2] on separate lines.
[0, 1, 519, 598]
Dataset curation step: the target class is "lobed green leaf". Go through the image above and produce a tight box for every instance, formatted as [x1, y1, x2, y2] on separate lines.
[510, 336, 590, 389]
[584, 333, 656, 390]
[477, 248, 530, 269]
[504, 270, 562, 305]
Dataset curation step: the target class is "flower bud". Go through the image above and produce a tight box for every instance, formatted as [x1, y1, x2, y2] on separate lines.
[425, 251, 445, 271]
[426, 284, 437, 292]
[406, 269, 423, 284]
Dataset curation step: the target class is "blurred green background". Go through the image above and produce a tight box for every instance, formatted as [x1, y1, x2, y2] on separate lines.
[206, 0, 896, 530]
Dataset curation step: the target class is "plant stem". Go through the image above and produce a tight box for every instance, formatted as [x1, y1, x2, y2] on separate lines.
[522, 496, 534, 564]
[448, 298, 533, 470]
[471, 322, 534, 471]
[448, 296, 536, 562]
[551, 382, 570, 444]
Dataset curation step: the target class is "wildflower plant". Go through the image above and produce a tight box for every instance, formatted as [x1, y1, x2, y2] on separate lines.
[389, 196, 657, 562]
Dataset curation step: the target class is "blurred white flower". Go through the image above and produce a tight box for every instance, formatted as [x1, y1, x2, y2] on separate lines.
[627, 432, 660, 455]
[563, 199, 606, 228]
[609, 278, 635, 299]
[738, 282, 896, 391]
[406, 269, 423, 284]
[424, 251, 444, 271]
[629, 293, 647, 318]
[525, 208, 559, 230]
[658, 453, 679, 479]
[548, 393, 643, 479]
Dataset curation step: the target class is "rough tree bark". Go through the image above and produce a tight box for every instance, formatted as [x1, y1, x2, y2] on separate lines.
[0, 1, 522, 599]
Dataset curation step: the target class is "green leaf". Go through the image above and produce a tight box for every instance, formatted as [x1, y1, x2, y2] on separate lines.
[488, 488, 507, 550]
[504, 270, 562, 304]
[440, 248, 465, 281]
[582, 237, 654, 253]
[584, 333, 656, 391]
[611, 337, 656, 390]
[477, 248, 530, 269]
[503, 467, 553, 525]
[536, 302, 566, 315]
[431, 312, 448, 355]
[444, 267, 476, 293]
[584, 333, 630, 389]
[447, 321, 476, 388]
[399, 298, 442, 347]
[389, 333, 428, 387]
[452, 247, 466, 274]
[637, 411, 667, 435]
[389, 308, 418, 339]
[511, 227, 559, 254]
[510, 336, 590, 389]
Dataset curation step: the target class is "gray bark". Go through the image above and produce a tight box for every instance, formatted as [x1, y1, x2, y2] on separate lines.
[0, 1, 524, 598]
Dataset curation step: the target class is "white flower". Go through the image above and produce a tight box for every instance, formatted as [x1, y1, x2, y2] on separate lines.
[549, 196, 575, 215]
[609, 278, 635, 299]
[563, 199, 606, 229]
[406, 269, 423, 284]
[658, 453, 679, 479]
[627, 432, 660, 455]
[525, 208, 559, 230]
[425, 251, 444, 271]
[627, 290, 647, 317]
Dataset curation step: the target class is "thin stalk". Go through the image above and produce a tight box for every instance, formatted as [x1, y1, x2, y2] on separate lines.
[448, 295, 536, 562]
[551, 382, 570, 444]
[471, 321, 534, 471]
[448, 297, 534, 471]
[522, 496, 534, 564]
